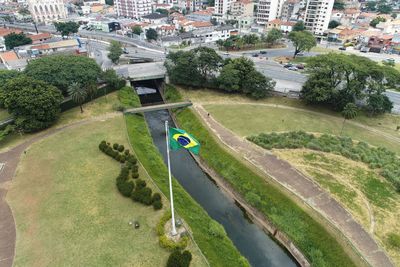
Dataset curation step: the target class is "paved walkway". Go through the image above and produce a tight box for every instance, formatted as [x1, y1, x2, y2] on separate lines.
[0, 113, 120, 267]
[194, 104, 394, 267]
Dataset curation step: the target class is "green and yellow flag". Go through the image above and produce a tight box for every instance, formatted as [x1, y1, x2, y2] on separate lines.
[169, 127, 200, 155]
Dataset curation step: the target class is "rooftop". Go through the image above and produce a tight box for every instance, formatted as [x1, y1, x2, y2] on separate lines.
[142, 13, 168, 20]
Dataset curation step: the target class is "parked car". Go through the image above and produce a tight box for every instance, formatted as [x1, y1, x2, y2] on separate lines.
[260, 51, 267, 54]
[360, 47, 369, 53]
[339, 46, 346, 51]
[252, 53, 259, 57]
[288, 66, 298, 71]
[284, 63, 293, 68]
[296, 64, 305, 69]
[383, 58, 395, 64]
[123, 48, 129, 54]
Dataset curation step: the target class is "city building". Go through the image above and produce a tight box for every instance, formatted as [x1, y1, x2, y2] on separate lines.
[214, 0, 234, 17]
[256, 0, 285, 25]
[115, 0, 152, 18]
[27, 0, 68, 23]
[304, 0, 334, 35]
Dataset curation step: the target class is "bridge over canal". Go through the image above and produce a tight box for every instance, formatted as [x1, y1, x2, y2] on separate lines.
[114, 62, 166, 81]
[124, 101, 192, 114]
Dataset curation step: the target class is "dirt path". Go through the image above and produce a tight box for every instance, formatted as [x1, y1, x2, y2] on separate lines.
[198, 101, 400, 145]
[194, 104, 394, 267]
[0, 113, 120, 267]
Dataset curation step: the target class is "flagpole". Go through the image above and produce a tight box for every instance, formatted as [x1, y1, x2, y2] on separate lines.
[165, 120, 177, 236]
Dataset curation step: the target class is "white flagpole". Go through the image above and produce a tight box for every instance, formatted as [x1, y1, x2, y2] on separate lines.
[165, 120, 177, 236]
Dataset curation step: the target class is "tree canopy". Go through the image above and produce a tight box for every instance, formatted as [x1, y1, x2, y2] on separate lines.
[328, 20, 341, 29]
[24, 55, 102, 95]
[132, 25, 143, 35]
[107, 40, 123, 64]
[165, 48, 275, 99]
[2, 76, 62, 132]
[288, 31, 316, 57]
[370, 16, 386, 27]
[146, 28, 158, 41]
[4, 32, 32, 49]
[292, 21, 306, 32]
[301, 53, 396, 115]
[333, 0, 345, 10]
[54, 21, 80, 36]
[266, 28, 283, 44]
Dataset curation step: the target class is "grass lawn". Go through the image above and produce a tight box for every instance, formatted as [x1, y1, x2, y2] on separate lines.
[6, 115, 207, 267]
[0, 92, 121, 153]
[274, 149, 400, 266]
[203, 104, 400, 153]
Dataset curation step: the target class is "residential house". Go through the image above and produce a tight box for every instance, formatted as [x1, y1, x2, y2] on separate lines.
[141, 13, 168, 24]
[27, 32, 52, 44]
[0, 51, 27, 70]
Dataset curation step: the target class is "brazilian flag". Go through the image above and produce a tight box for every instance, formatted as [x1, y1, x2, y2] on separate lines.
[169, 127, 200, 155]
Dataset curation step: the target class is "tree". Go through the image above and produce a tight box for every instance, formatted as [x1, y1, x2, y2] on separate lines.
[4, 33, 32, 49]
[370, 16, 386, 28]
[131, 25, 143, 35]
[328, 20, 341, 29]
[366, 93, 393, 116]
[366, 1, 377, 11]
[222, 39, 234, 51]
[54, 21, 79, 37]
[242, 34, 259, 46]
[292, 21, 305, 32]
[242, 70, 275, 99]
[18, 7, 30, 15]
[146, 28, 158, 41]
[155, 8, 169, 15]
[105, 0, 114, 5]
[101, 69, 123, 90]
[392, 13, 397, 19]
[166, 250, 192, 267]
[24, 55, 102, 95]
[107, 40, 123, 64]
[217, 64, 241, 92]
[265, 28, 283, 45]
[341, 103, 358, 134]
[68, 82, 87, 113]
[378, 4, 392, 14]
[2, 76, 62, 132]
[288, 31, 316, 57]
[0, 70, 21, 107]
[192, 47, 222, 81]
[333, 0, 345, 10]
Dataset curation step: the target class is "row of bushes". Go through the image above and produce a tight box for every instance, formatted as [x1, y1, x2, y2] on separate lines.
[156, 211, 189, 251]
[247, 131, 400, 191]
[99, 140, 163, 210]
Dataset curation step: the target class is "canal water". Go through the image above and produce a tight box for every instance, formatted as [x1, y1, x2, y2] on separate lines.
[136, 84, 297, 267]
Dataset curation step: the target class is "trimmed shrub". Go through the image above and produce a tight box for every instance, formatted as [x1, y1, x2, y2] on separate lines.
[132, 171, 139, 179]
[113, 143, 119, 150]
[127, 155, 137, 164]
[131, 164, 139, 173]
[118, 144, 125, 152]
[207, 220, 226, 239]
[124, 149, 130, 155]
[152, 193, 162, 202]
[153, 200, 163, 210]
[166, 250, 192, 267]
[388, 233, 400, 249]
[117, 179, 134, 197]
[136, 179, 146, 189]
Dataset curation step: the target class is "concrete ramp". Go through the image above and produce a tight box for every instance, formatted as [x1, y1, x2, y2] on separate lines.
[114, 62, 166, 81]
[124, 101, 192, 114]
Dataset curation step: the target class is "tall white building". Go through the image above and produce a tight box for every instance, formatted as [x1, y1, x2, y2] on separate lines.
[115, 0, 152, 18]
[304, 0, 334, 35]
[256, 0, 285, 25]
[214, 0, 234, 17]
[27, 0, 67, 23]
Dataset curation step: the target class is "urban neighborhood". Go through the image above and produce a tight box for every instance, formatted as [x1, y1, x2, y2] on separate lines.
[0, 0, 399, 267]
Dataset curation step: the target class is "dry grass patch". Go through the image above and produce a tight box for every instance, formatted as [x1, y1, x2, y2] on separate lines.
[274, 149, 400, 265]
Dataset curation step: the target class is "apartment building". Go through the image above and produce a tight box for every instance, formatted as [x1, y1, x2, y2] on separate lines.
[304, 0, 334, 35]
[256, 0, 285, 25]
[214, 0, 234, 16]
[27, 0, 67, 23]
[115, 0, 152, 18]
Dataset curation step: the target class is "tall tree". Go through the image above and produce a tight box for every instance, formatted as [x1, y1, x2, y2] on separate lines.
[288, 31, 316, 57]
[242, 34, 259, 46]
[328, 20, 341, 29]
[366, 1, 377, 11]
[341, 103, 358, 135]
[192, 47, 222, 81]
[54, 21, 80, 37]
[2, 76, 62, 132]
[292, 21, 305, 32]
[107, 40, 123, 64]
[24, 55, 101, 95]
[146, 28, 158, 41]
[132, 25, 143, 35]
[4, 33, 32, 49]
[68, 82, 87, 113]
[266, 28, 283, 45]
[378, 4, 392, 14]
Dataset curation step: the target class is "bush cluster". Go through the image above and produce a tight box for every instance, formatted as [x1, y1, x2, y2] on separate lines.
[99, 140, 163, 210]
[166, 250, 192, 267]
[157, 211, 189, 251]
[248, 131, 400, 191]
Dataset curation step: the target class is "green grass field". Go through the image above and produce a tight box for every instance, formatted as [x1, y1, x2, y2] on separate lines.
[204, 104, 400, 153]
